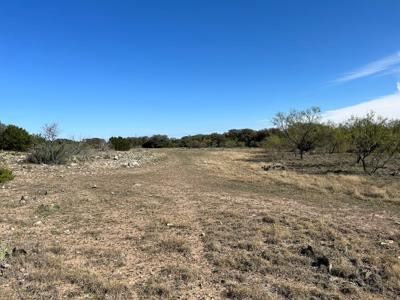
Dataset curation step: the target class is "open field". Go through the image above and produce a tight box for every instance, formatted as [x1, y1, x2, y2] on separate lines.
[0, 148, 399, 299]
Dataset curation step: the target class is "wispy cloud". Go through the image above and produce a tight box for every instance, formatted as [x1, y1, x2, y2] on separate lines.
[323, 83, 400, 123]
[333, 52, 400, 83]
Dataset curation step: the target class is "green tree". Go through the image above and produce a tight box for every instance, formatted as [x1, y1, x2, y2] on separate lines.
[109, 137, 131, 151]
[273, 107, 321, 159]
[0, 125, 32, 151]
[318, 123, 349, 154]
[346, 113, 400, 174]
[142, 135, 171, 148]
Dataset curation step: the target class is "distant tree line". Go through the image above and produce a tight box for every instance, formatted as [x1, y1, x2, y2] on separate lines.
[108, 129, 279, 150]
[1, 107, 400, 174]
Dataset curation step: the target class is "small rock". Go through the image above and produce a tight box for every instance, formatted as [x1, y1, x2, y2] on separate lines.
[113, 156, 119, 160]
[166, 223, 174, 227]
[35, 220, 42, 226]
[380, 240, 394, 246]
[64, 229, 71, 235]
[92, 185, 97, 189]
[0, 263, 11, 269]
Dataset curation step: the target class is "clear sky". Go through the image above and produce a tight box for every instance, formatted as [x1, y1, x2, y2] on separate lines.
[1, 0, 400, 138]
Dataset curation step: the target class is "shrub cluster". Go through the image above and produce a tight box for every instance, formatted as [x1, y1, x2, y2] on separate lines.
[109, 136, 131, 151]
[108, 129, 276, 150]
[2, 107, 400, 174]
[0, 167, 14, 183]
[27, 141, 86, 165]
[0, 125, 32, 151]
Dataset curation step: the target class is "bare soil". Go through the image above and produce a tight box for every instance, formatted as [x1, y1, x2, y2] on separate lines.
[0, 148, 399, 299]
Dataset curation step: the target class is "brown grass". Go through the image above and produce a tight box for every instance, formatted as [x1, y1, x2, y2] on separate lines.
[1, 148, 399, 299]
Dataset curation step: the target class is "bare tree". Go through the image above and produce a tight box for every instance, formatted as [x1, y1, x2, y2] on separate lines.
[42, 123, 59, 141]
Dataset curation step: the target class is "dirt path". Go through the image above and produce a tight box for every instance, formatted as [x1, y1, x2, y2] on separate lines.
[1, 149, 399, 299]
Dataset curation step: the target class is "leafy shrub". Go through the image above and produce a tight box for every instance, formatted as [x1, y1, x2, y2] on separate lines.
[142, 135, 171, 148]
[109, 136, 131, 151]
[346, 113, 400, 174]
[0, 167, 14, 183]
[273, 107, 322, 159]
[27, 141, 86, 165]
[0, 125, 32, 151]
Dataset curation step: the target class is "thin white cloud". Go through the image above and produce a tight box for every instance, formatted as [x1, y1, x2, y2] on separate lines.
[334, 52, 400, 83]
[323, 83, 400, 123]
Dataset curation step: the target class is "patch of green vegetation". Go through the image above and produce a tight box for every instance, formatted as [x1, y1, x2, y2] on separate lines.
[0, 167, 14, 183]
[0, 243, 10, 260]
[36, 203, 60, 215]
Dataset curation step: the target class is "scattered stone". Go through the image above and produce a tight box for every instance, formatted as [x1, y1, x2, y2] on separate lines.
[64, 229, 71, 235]
[129, 161, 139, 167]
[92, 185, 97, 189]
[0, 263, 11, 269]
[35, 220, 42, 226]
[380, 240, 394, 246]
[113, 155, 119, 160]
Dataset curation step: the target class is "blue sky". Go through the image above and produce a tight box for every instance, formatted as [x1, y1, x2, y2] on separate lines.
[1, 0, 400, 138]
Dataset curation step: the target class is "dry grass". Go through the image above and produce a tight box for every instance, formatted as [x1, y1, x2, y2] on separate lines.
[1, 148, 399, 299]
[200, 149, 400, 205]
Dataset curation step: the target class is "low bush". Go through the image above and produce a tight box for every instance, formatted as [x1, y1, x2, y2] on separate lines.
[27, 141, 86, 165]
[0, 167, 14, 183]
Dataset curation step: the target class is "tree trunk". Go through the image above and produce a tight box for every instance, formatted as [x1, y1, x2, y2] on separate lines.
[361, 158, 367, 173]
[300, 150, 304, 159]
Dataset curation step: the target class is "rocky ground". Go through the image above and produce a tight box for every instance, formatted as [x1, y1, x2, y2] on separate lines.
[0, 148, 399, 299]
